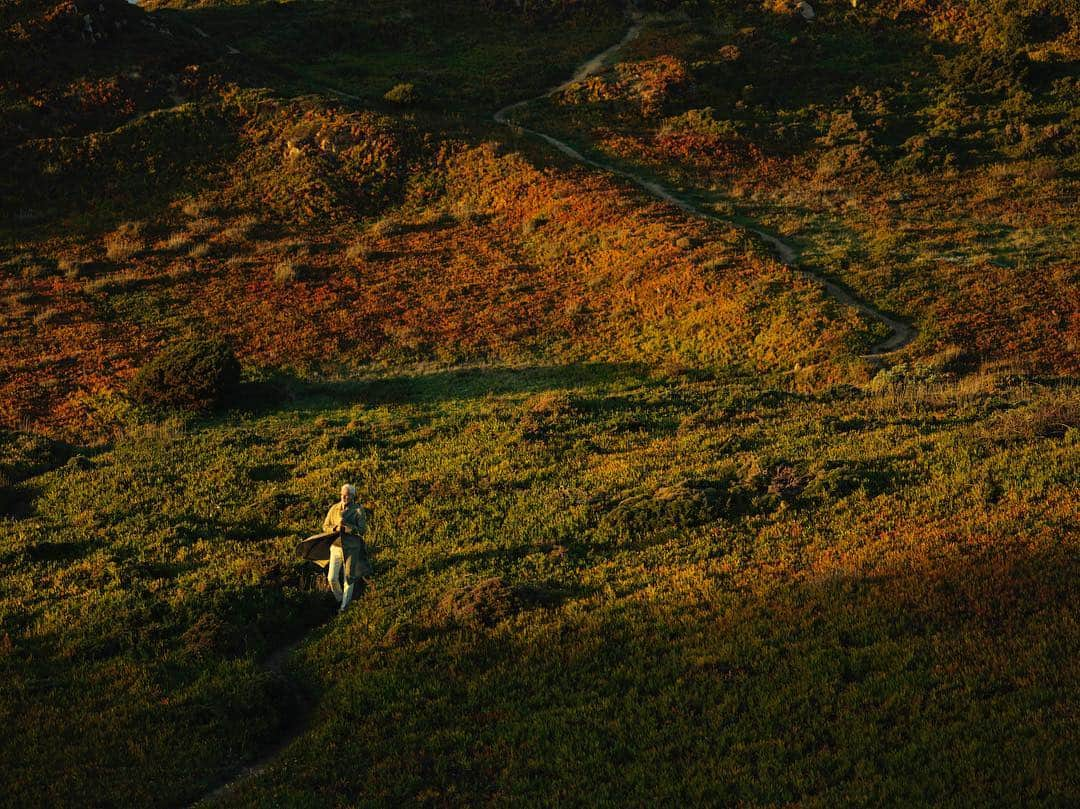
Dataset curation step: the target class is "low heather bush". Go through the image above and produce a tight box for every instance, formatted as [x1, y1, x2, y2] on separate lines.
[128, 337, 241, 411]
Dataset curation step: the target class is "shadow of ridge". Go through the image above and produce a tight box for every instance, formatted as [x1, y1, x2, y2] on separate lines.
[296, 361, 650, 407]
[220, 538, 1077, 806]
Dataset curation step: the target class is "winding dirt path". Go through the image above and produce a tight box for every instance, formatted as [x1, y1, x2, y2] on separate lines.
[494, 15, 915, 356]
[138, 0, 913, 356]
[187, 624, 323, 808]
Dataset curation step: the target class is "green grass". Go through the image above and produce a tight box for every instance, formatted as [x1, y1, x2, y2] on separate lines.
[2, 364, 1076, 805]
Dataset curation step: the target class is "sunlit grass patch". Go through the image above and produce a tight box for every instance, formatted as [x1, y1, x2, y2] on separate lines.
[157, 232, 193, 253]
[273, 260, 303, 284]
[104, 222, 146, 262]
[218, 214, 261, 244]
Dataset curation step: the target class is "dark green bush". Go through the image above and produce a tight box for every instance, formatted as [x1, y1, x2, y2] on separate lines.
[128, 337, 240, 411]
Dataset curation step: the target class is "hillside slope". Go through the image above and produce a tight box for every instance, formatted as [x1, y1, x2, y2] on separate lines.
[0, 1, 1076, 806]
[514, 0, 1079, 372]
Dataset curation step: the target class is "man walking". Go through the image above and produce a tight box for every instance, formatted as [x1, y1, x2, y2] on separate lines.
[323, 484, 371, 612]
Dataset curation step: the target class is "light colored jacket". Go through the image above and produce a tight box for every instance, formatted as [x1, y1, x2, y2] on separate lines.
[323, 501, 366, 536]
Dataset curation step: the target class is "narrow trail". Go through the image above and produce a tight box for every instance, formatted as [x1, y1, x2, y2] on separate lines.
[131, 1, 913, 356]
[155, 1, 912, 355]
[187, 623, 324, 808]
[494, 15, 915, 356]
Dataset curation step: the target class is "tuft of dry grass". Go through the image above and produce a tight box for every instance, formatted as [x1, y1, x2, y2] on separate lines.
[522, 214, 548, 235]
[989, 391, 1080, 441]
[20, 262, 51, 280]
[82, 269, 147, 295]
[104, 235, 144, 262]
[219, 215, 260, 243]
[185, 217, 219, 237]
[3, 253, 52, 279]
[104, 223, 146, 262]
[32, 308, 64, 326]
[369, 217, 402, 239]
[259, 238, 310, 257]
[273, 260, 302, 284]
[179, 197, 217, 219]
[157, 232, 193, 253]
[344, 239, 373, 263]
[57, 257, 90, 280]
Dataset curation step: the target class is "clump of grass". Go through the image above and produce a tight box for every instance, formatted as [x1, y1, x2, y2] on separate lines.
[344, 239, 373, 263]
[261, 239, 309, 257]
[157, 232, 193, 253]
[2, 253, 51, 279]
[32, 308, 63, 327]
[522, 214, 548, 235]
[596, 475, 749, 545]
[58, 257, 91, 280]
[82, 270, 148, 295]
[5, 291, 34, 308]
[104, 223, 145, 262]
[180, 613, 245, 660]
[369, 217, 402, 239]
[186, 217, 219, 237]
[20, 262, 51, 280]
[273, 260, 303, 284]
[384, 82, 419, 105]
[219, 215, 260, 243]
[179, 197, 217, 218]
[188, 242, 211, 259]
[104, 236, 143, 261]
[419, 210, 456, 228]
[518, 391, 579, 440]
[425, 577, 518, 631]
[456, 205, 489, 225]
[1027, 160, 1059, 182]
[986, 391, 1080, 443]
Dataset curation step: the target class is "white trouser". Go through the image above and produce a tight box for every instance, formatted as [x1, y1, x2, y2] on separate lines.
[326, 545, 356, 611]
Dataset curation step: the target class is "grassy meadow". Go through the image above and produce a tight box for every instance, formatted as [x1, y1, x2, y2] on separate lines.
[1, 0, 1078, 806]
[3, 365, 1077, 805]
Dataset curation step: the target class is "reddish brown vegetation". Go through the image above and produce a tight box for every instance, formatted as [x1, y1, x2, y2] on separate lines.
[0, 139, 869, 437]
[560, 54, 694, 117]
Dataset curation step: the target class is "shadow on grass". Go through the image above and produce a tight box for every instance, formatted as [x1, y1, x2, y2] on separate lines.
[152, 0, 621, 112]
[277, 361, 650, 410]
[221, 539, 1078, 807]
